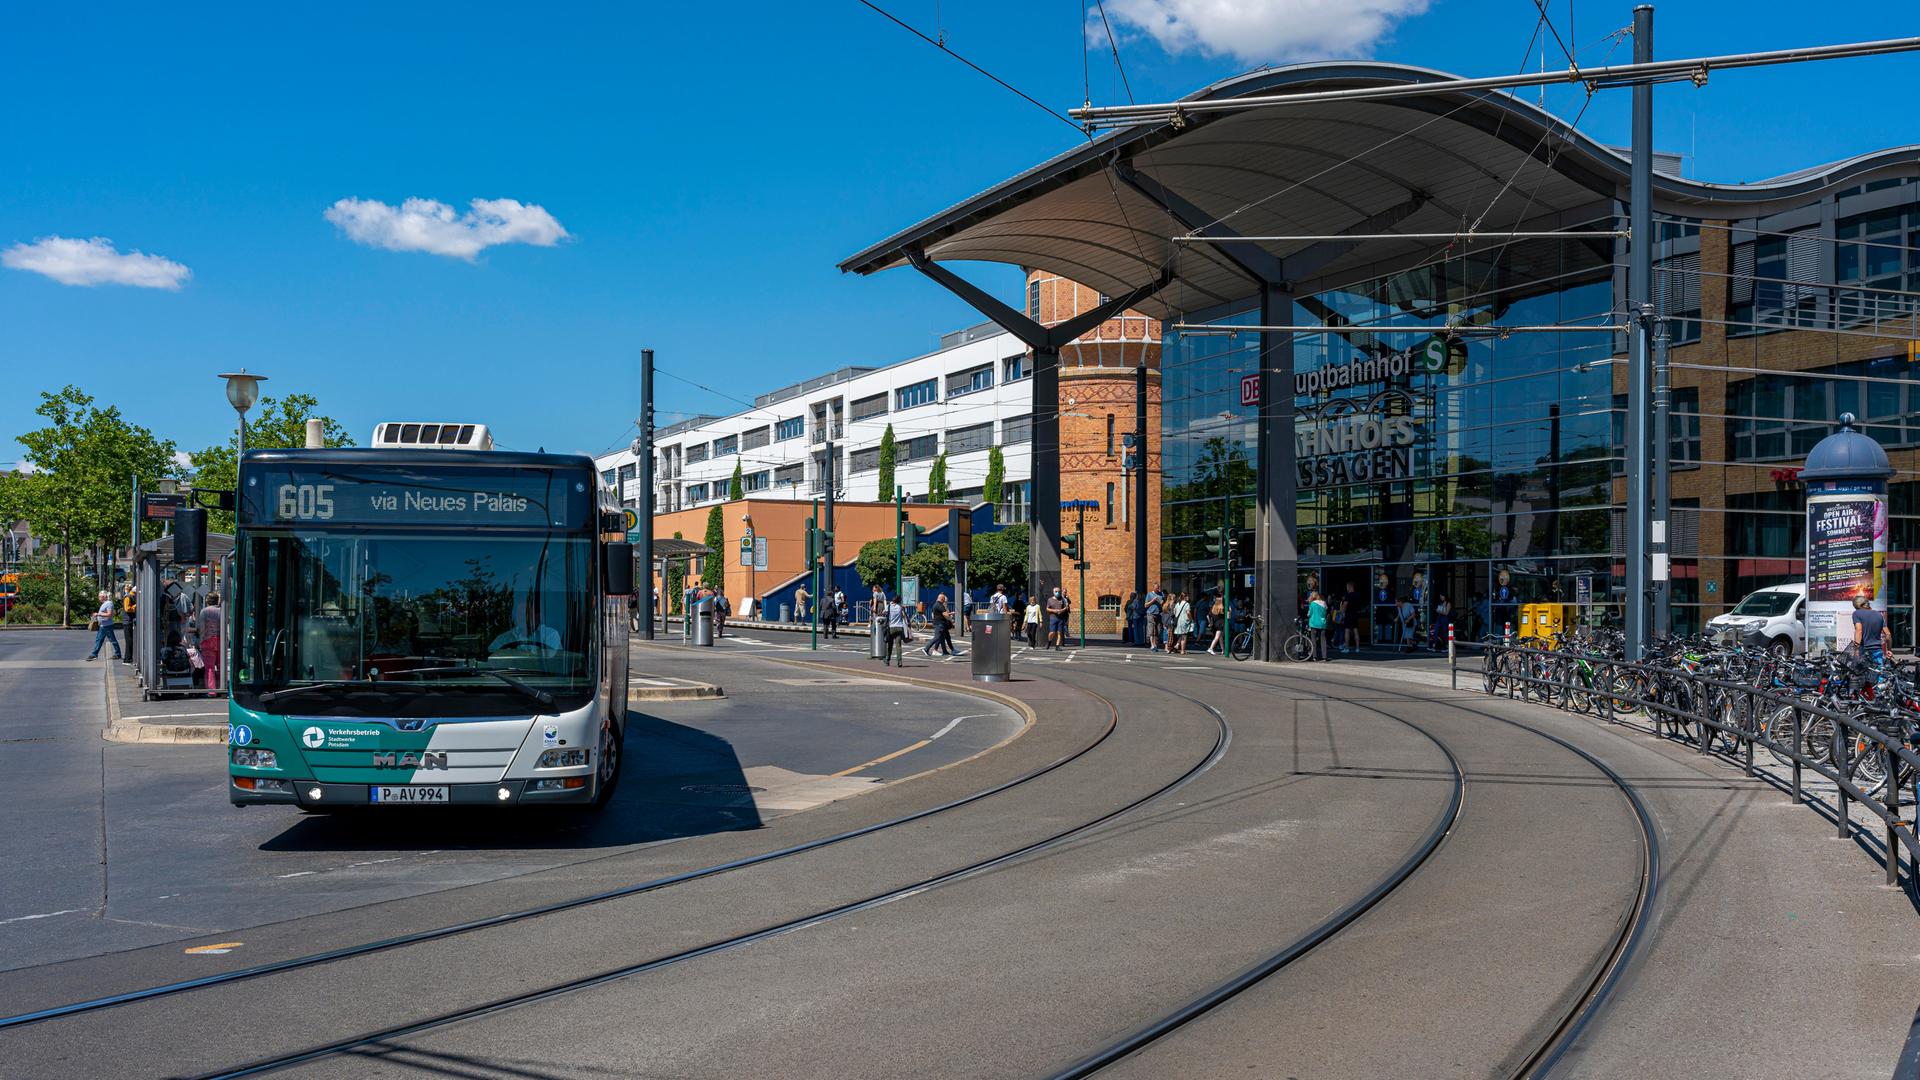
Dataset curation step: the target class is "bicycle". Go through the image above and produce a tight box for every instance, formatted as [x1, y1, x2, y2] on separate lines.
[1228, 613, 1275, 662]
[1280, 616, 1315, 663]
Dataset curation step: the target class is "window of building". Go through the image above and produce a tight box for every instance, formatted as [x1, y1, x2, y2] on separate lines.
[685, 443, 709, 464]
[740, 426, 771, 452]
[1106, 481, 1115, 526]
[685, 482, 707, 503]
[1003, 414, 1032, 445]
[742, 470, 769, 492]
[1028, 278, 1040, 319]
[600, 468, 616, 490]
[775, 417, 804, 441]
[1655, 251, 1702, 345]
[896, 379, 937, 410]
[1001, 480, 1030, 523]
[1726, 356, 1919, 461]
[1612, 388, 1702, 473]
[712, 435, 738, 457]
[1750, 230, 1824, 330]
[850, 445, 882, 473]
[617, 463, 637, 490]
[1835, 208, 1919, 325]
[900, 434, 938, 463]
[774, 463, 804, 487]
[1098, 594, 1121, 613]
[850, 393, 889, 421]
[1106, 414, 1115, 456]
[1002, 354, 1029, 383]
[947, 365, 993, 398]
[947, 421, 994, 455]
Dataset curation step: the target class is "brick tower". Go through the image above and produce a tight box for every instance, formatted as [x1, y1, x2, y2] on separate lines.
[1029, 269, 1161, 637]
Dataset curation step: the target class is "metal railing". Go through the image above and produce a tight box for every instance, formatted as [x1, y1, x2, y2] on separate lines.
[1455, 640, 1920, 894]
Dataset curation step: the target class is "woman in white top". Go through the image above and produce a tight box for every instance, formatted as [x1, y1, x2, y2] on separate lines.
[86, 590, 122, 661]
[1171, 593, 1193, 654]
[1023, 598, 1042, 648]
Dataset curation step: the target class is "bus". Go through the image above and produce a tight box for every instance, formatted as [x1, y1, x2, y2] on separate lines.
[220, 444, 634, 810]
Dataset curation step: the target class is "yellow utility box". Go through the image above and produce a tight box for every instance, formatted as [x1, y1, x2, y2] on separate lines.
[1517, 602, 1568, 644]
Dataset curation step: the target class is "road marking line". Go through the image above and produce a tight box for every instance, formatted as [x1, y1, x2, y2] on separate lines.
[830, 739, 932, 778]
[0, 908, 84, 926]
[929, 713, 992, 740]
[183, 942, 243, 955]
[275, 871, 317, 879]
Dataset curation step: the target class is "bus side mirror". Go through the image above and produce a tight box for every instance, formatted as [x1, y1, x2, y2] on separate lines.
[603, 542, 634, 595]
[174, 507, 208, 566]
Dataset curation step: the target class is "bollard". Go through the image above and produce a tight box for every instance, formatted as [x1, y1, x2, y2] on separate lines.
[1743, 687, 1755, 776]
[1504, 622, 1512, 646]
[1886, 746, 1901, 887]
[1835, 717, 1850, 839]
[1790, 706, 1803, 804]
[1447, 623, 1455, 665]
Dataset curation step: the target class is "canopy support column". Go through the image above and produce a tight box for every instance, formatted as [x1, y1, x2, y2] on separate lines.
[1256, 282, 1299, 661]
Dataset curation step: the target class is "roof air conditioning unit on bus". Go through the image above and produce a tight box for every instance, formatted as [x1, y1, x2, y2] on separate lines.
[371, 422, 494, 450]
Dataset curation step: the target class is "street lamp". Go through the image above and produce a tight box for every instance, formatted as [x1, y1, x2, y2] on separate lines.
[217, 370, 267, 458]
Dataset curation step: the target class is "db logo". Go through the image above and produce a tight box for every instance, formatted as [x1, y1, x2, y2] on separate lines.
[983, 625, 993, 635]
[301, 727, 325, 749]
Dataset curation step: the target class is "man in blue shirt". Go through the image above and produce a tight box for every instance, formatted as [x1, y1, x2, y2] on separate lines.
[1144, 586, 1165, 652]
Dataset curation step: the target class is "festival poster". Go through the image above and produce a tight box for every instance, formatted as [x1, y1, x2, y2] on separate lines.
[1804, 493, 1887, 653]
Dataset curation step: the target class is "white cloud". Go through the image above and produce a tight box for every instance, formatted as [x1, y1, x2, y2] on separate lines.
[1102, 0, 1429, 64]
[1, 236, 191, 289]
[324, 197, 568, 260]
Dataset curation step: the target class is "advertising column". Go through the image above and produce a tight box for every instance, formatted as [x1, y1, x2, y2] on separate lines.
[1805, 483, 1886, 654]
[1799, 414, 1894, 656]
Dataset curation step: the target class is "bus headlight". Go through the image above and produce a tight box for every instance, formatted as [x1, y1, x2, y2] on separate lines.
[232, 748, 279, 769]
[537, 748, 590, 768]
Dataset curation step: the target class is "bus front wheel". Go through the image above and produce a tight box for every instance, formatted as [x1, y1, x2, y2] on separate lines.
[591, 723, 623, 809]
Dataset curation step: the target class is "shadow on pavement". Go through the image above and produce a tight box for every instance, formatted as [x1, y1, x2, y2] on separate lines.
[256, 714, 765, 853]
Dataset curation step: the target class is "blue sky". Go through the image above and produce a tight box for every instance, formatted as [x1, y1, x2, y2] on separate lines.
[3, 1, 1913, 466]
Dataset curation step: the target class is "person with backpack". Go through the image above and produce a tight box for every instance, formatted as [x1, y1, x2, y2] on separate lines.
[822, 587, 842, 638]
[712, 590, 731, 638]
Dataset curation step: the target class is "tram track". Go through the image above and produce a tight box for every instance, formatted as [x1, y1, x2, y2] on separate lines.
[0, 665, 1111, 1034]
[1049, 662, 1659, 1079]
[183, 681, 1234, 1079]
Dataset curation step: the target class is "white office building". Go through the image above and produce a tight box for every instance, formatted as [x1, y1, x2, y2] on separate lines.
[595, 321, 1034, 521]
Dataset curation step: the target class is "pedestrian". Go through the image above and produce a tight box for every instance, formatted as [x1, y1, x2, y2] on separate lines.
[1432, 594, 1453, 649]
[1307, 590, 1331, 661]
[1341, 581, 1360, 654]
[627, 590, 640, 633]
[1207, 593, 1226, 654]
[924, 593, 955, 657]
[1144, 585, 1165, 651]
[1852, 595, 1891, 666]
[884, 592, 909, 666]
[1172, 592, 1193, 654]
[1044, 588, 1068, 649]
[85, 589, 122, 661]
[1123, 590, 1142, 646]
[712, 590, 730, 638]
[1397, 595, 1416, 651]
[795, 583, 810, 622]
[1023, 595, 1042, 648]
[990, 584, 1009, 615]
[823, 588, 842, 638]
[198, 593, 224, 692]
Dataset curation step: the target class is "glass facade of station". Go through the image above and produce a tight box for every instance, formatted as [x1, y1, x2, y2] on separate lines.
[1163, 177, 1920, 646]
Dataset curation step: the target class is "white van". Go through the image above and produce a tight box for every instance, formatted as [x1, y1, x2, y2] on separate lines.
[1705, 582, 1807, 655]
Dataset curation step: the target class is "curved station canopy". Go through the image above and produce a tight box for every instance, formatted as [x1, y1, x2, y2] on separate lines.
[840, 62, 1920, 318]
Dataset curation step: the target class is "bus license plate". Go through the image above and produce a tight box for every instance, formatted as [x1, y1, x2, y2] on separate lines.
[369, 785, 450, 804]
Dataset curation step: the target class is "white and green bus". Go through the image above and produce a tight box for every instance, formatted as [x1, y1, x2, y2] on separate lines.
[219, 441, 634, 811]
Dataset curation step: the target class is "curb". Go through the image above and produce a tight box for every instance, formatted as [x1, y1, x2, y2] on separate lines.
[105, 719, 228, 745]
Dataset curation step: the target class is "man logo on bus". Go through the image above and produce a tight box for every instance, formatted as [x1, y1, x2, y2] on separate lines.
[302, 727, 325, 749]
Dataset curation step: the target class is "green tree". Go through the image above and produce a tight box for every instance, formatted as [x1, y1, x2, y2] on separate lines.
[854, 537, 895, 592]
[701, 505, 726, 589]
[191, 393, 355, 534]
[876, 424, 897, 501]
[927, 452, 948, 503]
[728, 460, 744, 501]
[666, 531, 687, 614]
[15, 386, 178, 624]
[983, 446, 1005, 508]
[968, 523, 1028, 593]
[853, 536, 955, 593]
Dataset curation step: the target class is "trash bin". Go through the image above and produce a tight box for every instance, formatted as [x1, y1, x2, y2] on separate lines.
[780, 603, 791, 623]
[971, 610, 1011, 682]
[870, 615, 888, 661]
[693, 599, 715, 646]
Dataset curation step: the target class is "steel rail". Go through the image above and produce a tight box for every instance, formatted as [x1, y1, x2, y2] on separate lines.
[1049, 662, 1659, 1079]
[191, 683, 1234, 1079]
[0, 671, 1120, 1032]
[1043, 664, 1467, 1080]
[1071, 36, 1920, 125]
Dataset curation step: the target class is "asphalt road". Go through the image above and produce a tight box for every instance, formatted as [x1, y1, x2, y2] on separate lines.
[0, 630, 1020, 973]
[1, 630, 1913, 1078]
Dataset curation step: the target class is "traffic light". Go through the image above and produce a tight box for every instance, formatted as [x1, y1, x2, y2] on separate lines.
[1121, 432, 1140, 471]
[1203, 527, 1226, 560]
[903, 522, 923, 556]
[1060, 530, 1082, 561]
[805, 516, 818, 562]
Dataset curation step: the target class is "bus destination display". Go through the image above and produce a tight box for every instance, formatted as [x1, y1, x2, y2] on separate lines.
[241, 467, 584, 528]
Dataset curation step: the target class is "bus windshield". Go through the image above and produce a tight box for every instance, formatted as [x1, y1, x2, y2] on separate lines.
[235, 530, 594, 716]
